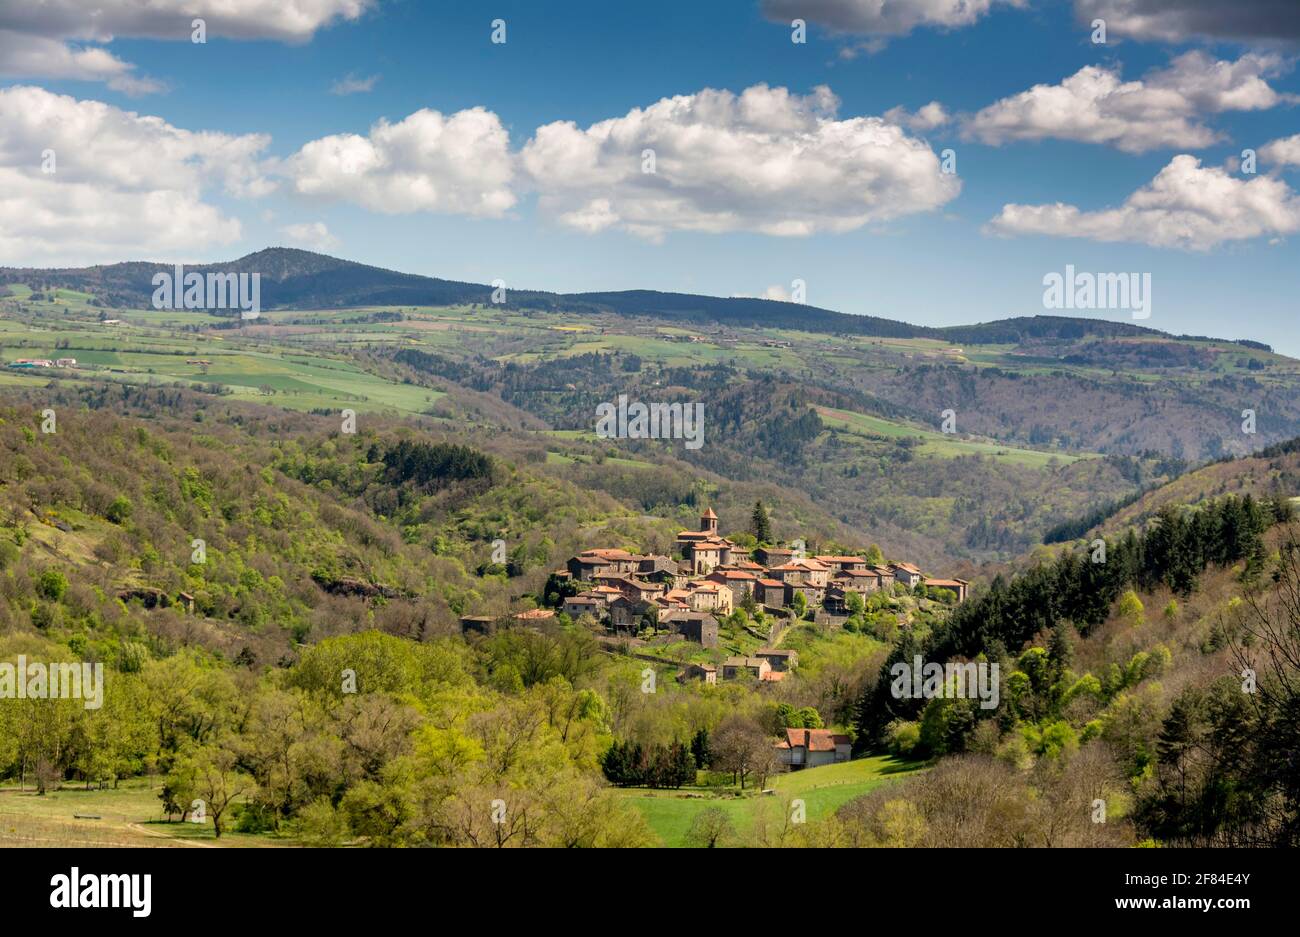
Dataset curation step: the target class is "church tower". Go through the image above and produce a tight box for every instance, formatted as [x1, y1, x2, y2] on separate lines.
[700, 508, 718, 535]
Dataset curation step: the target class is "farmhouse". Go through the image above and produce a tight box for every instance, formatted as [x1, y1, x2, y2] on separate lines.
[678, 663, 718, 685]
[685, 580, 733, 614]
[814, 555, 868, 573]
[823, 585, 855, 614]
[596, 574, 665, 603]
[752, 578, 786, 606]
[705, 568, 756, 604]
[891, 562, 924, 588]
[836, 568, 886, 592]
[785, 580, 824, 608]
[769, 558, 830, 587]
[459, 615, 496, 636]
[776, 728, 852, 769]
[753, 546, 794, 567]
[567, 548, 639, 580]
[636, 554, 683, 587]
[561, 595, 604, 618]
[607, 596, 649, 631]
[755, 648, 798, 672]
[924, 577, 970, 602]
[512, 608, 555, 623]
[722, 656, 772, 681]
[662, 610, 719, 648]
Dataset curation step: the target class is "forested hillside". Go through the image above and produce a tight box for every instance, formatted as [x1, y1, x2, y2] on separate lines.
[812, 492, 1300, 847]
[2, 376, 1299, 846]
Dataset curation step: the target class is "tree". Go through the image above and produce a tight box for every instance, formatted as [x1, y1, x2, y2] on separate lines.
[690, 728, 712, 769]
[664, 740, 696, 788]
[542, 572, 578, 608]
[797, 707, 824, 729]
[172, 738, 255, 838]
[711, 715, 772, 790]
[685, 806, 735, 848]
[599, 739, 641, 786]
[297, 798, 351, 846]
[106, 495, 133, 524]
[36, 569, 68, 601]
[751, 501, 773, 543]
[1117, 590, 1145, 628]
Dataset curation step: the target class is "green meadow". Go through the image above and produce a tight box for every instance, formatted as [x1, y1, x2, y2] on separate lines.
[620, 755, 924, 847]
[0, 780, 296, 848]
[0, 298, 444, 416]
[816, 406, 1091, 469]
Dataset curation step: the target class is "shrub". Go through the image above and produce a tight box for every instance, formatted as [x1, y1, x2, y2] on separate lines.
[296, 798, 350, 847]
[36, 568, 69, 601]
[887, 720, 922, 758]
[106, 495, 134, 524]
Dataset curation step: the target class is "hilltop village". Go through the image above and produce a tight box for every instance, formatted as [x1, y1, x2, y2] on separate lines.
[460, 509, 968, 683]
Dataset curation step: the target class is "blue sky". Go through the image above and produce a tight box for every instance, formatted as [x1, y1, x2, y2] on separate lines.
[2, 0, 1298, 352]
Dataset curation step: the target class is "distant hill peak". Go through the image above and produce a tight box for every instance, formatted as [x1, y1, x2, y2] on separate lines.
[0, 248, 1265, 350]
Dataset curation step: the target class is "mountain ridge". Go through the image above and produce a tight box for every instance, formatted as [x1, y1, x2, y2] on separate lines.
[1, 247, 1269, 351]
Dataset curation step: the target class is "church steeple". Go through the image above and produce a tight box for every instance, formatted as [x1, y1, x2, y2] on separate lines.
[700, 508, 718, 535]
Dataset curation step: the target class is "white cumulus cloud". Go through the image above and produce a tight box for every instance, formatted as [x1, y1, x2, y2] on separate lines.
[283, 107, 517, 217]
[0, 31, 162, 95]
[521, 83, 960, 240]
[0, 85, 274, 264]
[0, 1, 370, 91]
[985, 154, 1300, 250]
[1261, 133, 1300, 168]
[883, 101, 951, 131]
[964, 52, 1293, 154]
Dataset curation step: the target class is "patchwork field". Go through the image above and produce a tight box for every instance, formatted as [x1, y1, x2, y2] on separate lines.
[0, 301, 444, 416]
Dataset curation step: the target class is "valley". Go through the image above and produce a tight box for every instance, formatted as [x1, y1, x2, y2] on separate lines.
[2, 249, 1299, 850]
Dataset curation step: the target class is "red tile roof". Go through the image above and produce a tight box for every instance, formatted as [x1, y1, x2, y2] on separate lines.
[772, 558, 830, 572]
[778, 728, 850, 751]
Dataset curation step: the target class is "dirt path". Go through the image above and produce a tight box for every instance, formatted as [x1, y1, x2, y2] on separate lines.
[127, 822, 218, 847]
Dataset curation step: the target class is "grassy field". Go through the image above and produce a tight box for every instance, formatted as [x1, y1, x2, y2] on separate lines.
[0, 300, 445, 416]
[0, 781, 295, 847]
[816, 406, 1091, 468]
[620, 754, 924, 847]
